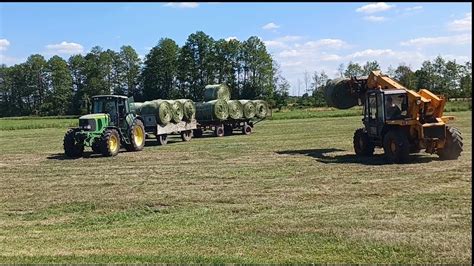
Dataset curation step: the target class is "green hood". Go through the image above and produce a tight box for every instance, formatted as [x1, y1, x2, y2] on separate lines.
[79, 113, 108, 120]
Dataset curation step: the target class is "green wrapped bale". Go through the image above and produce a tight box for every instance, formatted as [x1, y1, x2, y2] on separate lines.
[227, 100, 244, 120]
[253, 100, 269, 118]
[139, 100, 172, 125]
[324, 78, 358, 109]
[176, 99, 196, 121]
[195, 99, 229, 122]
[129, 102, 143, 113]
[239, 100, 256, 119]
[166, 100, 184, 123]
[204, 84, 231, 101]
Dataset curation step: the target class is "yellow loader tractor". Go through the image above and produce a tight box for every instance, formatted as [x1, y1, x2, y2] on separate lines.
[324, 70, 463, 163]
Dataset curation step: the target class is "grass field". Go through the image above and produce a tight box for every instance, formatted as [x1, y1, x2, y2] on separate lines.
[0, 110, 471, 263]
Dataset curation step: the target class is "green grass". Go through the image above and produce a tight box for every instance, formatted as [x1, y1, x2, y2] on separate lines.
[0, 111, 471, 263]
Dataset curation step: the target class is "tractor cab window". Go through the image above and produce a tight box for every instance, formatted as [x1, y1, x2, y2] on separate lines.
[92, 98, 117, 115]
[384, 93, 408, 120]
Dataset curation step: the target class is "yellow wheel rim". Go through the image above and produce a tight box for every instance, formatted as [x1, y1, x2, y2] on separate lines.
[133, 126, 144, 146]
[109, 134, 119, 152]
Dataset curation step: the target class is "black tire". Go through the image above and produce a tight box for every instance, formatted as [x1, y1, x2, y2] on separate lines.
[125, 119, 145, 152]
[193, 128, 203, 138]
[242, 123, 252, 135]
[63, 129, 84, 158]
[437, 126, 463, 160]
[181, 130, 192, 142]
[353, 128, 374, 156]
[157, 134, 168, 145]
[224, 125, 233, 136]
[100, 129, 121, 157]
[383, 129, 410, 164]
[214, 125, 225, 137]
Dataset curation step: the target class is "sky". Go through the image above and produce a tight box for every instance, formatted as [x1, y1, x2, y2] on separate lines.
[0, 2, 472, 96]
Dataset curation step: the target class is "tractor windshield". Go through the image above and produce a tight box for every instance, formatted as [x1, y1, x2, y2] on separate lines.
[384, 93, 408, 120]
[92, 98, 117, 115]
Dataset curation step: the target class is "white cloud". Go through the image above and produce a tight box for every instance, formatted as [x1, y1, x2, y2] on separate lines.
[400, 34, 471, 47]
[449, 13, 471, 32]
[164, 2, 199, 8]
[0, 39, 10, 51]
[405, 6, 423, 11]
[262, 22, 280, 30]
[0, 54, 24, 66]
[225, 36, 238, 41]
[356, 2, 394, 14]
[304, 39, 348, 49]
[363, 15, 386, 22]
[349, 49, 396, 58]
[45, 41, 84, 55]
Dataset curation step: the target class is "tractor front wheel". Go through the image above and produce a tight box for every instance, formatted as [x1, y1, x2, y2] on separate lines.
[353, 128, 374, 156]
[383, 129, 410, 164]
[63, 129, 84, 158]
[125, 119, 145, 152]
[437, 126, 463, 160]
[100, 129, 121, 157]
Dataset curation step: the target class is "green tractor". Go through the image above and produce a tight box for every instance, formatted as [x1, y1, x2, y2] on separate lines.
[63, 95, 145, 157]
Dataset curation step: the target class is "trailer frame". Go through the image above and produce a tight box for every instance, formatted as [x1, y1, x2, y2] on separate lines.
[142, 114, 197, 145]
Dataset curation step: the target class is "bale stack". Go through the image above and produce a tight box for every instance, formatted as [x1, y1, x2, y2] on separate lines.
[195, 84, 272, 123]
[133, 99, 195, 126]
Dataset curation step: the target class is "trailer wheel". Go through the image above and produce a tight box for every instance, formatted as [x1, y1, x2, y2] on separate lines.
[63, 129, 84, 158]
[437, 126, 463, 160]
[181, 130, 192, 142]
[383, 129, 410, 163]
[214, 125, 225, 137]
[157, 134, 168, 145]
[242, 124, 252, 135]
[193, 129, 203, 138]
[224, 125, 233, 136]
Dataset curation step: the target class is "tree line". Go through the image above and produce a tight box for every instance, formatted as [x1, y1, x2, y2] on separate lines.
[0, 30, 471, 117]
[0, 31, 275, 117]
[292, 57, 472, 108]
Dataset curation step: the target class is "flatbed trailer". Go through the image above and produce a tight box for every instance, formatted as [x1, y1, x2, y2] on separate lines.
[193, 117, 267, 137]
[142, 114, 197, 145]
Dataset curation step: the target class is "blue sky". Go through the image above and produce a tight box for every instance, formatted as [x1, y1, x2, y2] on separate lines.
[0, 2, 471, 95]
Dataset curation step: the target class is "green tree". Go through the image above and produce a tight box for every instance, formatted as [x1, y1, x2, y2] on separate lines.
[25, 54, 48, 115]
[362, 60, 380, 75]
[41, 56, 73, 115]
[394, 65, 417, 89]
[344, 61, 363, 77]
[118, 45, 141, 97]
[142, 38, 179, 100]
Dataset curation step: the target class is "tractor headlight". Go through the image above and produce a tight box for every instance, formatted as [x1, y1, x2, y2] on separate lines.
[83, 125, 91, 130]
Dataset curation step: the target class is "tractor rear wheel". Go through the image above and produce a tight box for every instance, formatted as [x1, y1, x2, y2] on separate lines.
[63, 129, 84, 158]
[383, 129, 410, 163]
[100, 129, 121, 157]
[157, 134, 168, 145]
[353, 128, 374, 156]
[181, 130, 192, 141]
[437, 126, 463, 160]
[214, 125, 225, 137]
[125, 119, 145, 152]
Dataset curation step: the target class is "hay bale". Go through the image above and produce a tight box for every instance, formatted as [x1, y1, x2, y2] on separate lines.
[195, 99, 229, 122]
[239, 100, 256, 119]
[204, 84, 231, 101]
[253, 100, 269, 118]
[176, 99, 196, 121]
[139, 100, 172, 125]
[166, 100, 184, 123]
[324, 78, 358, 109]
[227, 100, 244, 120]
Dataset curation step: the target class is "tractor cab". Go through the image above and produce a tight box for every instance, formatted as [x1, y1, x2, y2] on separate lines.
[91, 95, 130, 127]
[363, 90, 409, 138]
